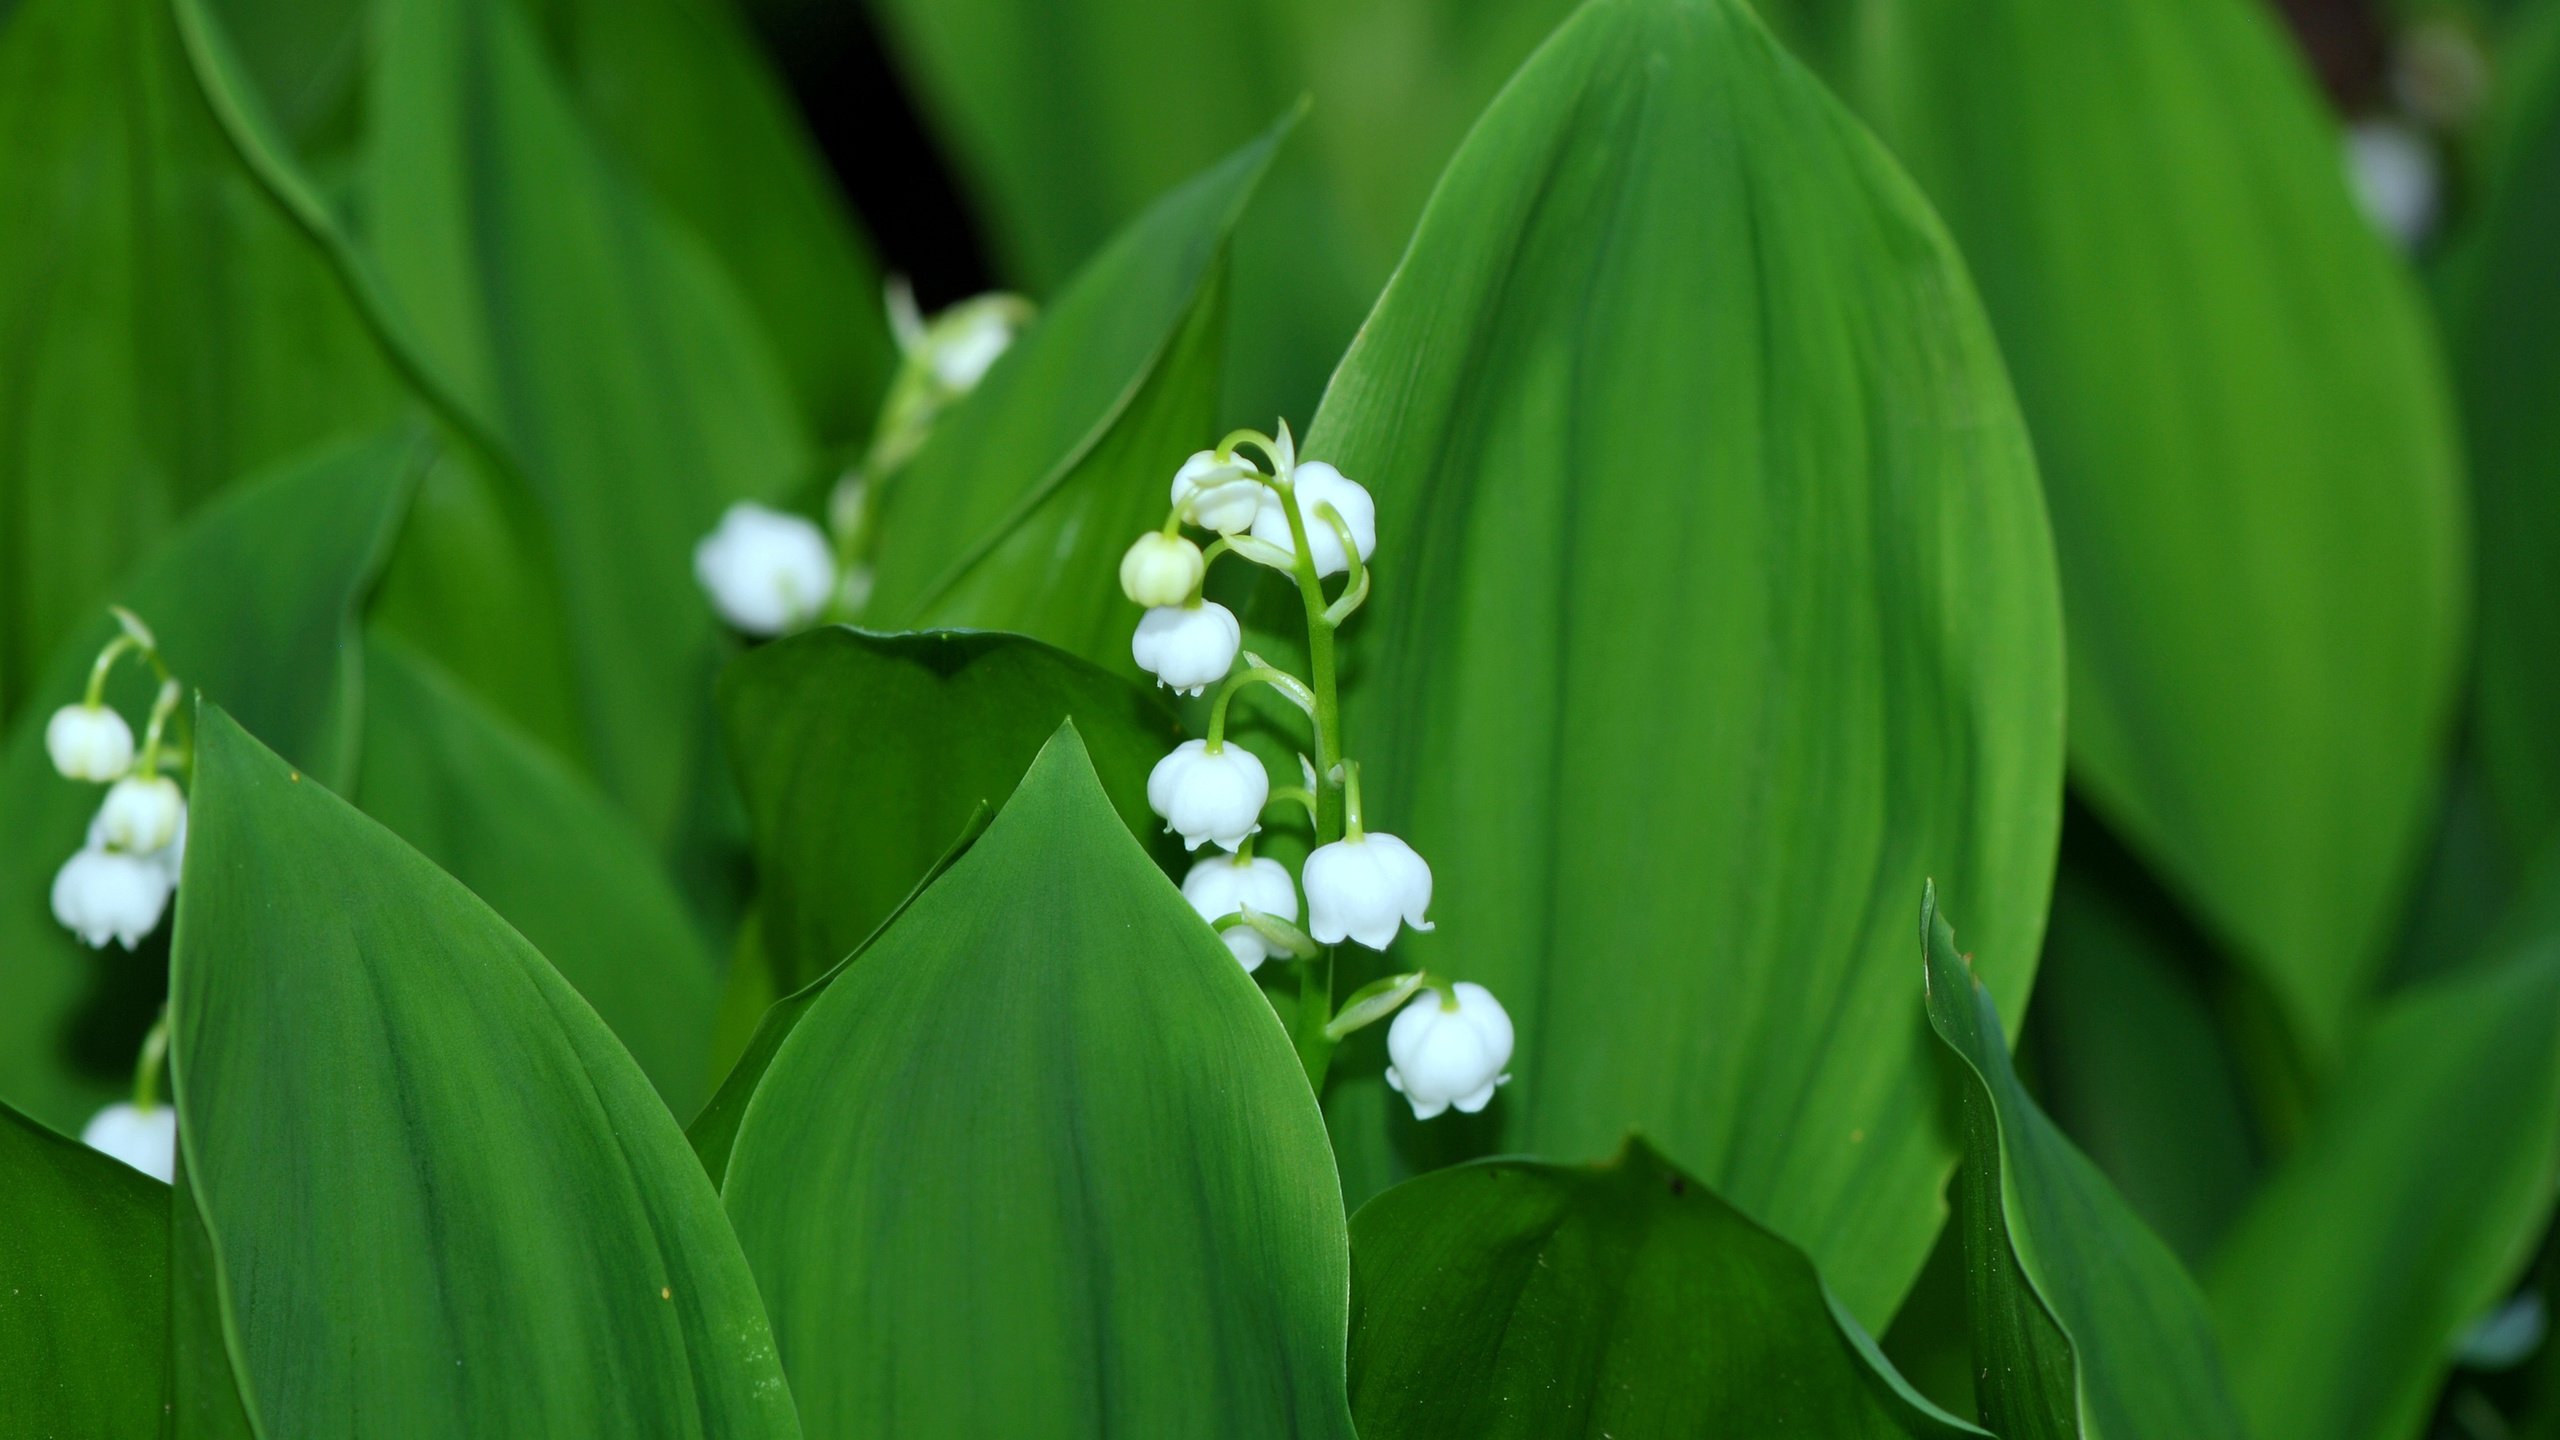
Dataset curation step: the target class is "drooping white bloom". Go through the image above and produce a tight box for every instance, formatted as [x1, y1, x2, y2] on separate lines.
[1182, 854, 1300, 972]
[1131, 602, 1241, 696]
[2345, 119, 2439, 251]
[1249, 461, 1376, 578]
[51, 847, 174, 950]
[1384, 982, 1514, 1120]
[1119, 532, 1205, 608]
[1147, 739, 1268, 852]
[1170, 451, 1265, 534]
[45, 704, 135, 782]
[97, 775, 185, 854]
[930, 305, 1020, 390]
[1303, 831, 1433, 949]
[694, 502, 838, 636]
[81, 1102, 176, 1183]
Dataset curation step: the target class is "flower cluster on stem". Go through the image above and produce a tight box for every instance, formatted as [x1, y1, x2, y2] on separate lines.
[1120, 424, 1513, 1115]
[694, 282, 1034, 637]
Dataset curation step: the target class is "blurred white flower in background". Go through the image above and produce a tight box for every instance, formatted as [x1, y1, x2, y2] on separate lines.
[51, 847, 174, 950]
[694, 501, 838, 636]
[98, 774, 185, 854]
[2345, 118, 2440, 252]
[45, 703, 134, 781]
[81, 1102, 176, 1183]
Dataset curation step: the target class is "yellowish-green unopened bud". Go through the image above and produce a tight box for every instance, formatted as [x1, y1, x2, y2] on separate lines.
[1119, 532, 1204, 608]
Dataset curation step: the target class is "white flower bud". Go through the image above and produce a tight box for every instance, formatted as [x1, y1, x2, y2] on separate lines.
[45, 704, 135, 782]
[1385, 982, 1514, 1120]
[1119, 532, 1204, 608]
[1181, 854, 1300, 972]
[1170, 451, 1266, 534]
[51, 847, 175, 950]
[81, 1102, 176, 1183]
[694, 502, 837, 636]
[2345, 119, 2439, 251]
[97, 775, 185, 854]
[1249, 461, 1376, 578]
[1303, 831, 1433, 949]
[1146, 739, 1268, 852]
[1131, 602, 1240, 696]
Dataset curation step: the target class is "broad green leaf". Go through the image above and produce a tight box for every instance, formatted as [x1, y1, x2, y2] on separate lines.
[862, 119, 1282, 670]
[0, 430, 420, 1135]
[354, 634, 721, 1116]
[358, 0, 810, 844]
[1308, 0, 2065, 1325]
[2206, 919, 2560, 1440]
[721, 725, 1354, 1438]
[527, 0, 898, 446]
[0, 0, 398, 725]
[1844, 0, 2468, 1059]
[2446, 7, 2560, 865]
[2026, 851, 2261, 1264]
[168, 705, 799, 1437]
[863, 0, 1573, 417]
[1923, 885, 2250, 1440]
[719, 626, 1177, 993]
[1346, 1140, 1984, 1439]
[687, 804, 989, 1188]
[0, 1098, 170, 1436]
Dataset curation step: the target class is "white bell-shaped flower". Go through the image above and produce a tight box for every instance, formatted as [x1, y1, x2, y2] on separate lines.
[1119, 532, 1204, 608]
[81, 1102, 176, 1183]
[97, 775, 185, 854]
[694, 502, 838, 636]
[1181, 854, 1300, 972]
[1303, 831, 1433, 949]
[51, 846, 174, 950]
[929, 304, 1020, 390]
[1170, 451, 1265, 534]
[1249, 461, 1376, 577]
[45, 704, 135, 782]
[1147, 739, 1268, 852]
[1131, 602, 1240, 696]
[1385, 982, 1514, 1120]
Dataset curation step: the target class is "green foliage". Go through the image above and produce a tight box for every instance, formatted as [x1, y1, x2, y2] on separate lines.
[719, 626, 1177, 994]
[170, 705, 799, 1436]
[0, 431, 419, 1135]
[1346, 1141, 1983, 1438]
[1306, 0, 2064, 1327]
[863, 120, 1283, 669]
[0, 1099, 170, 1436]
[720, 726, 1356, 1437]
[1923, 886, 2250, 1440]
[1841, 0, 2469, 1062]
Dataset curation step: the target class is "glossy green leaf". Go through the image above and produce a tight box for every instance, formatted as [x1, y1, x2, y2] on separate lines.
[168, 704, 798, 1437]
[2446, 7, 2560, 865]
[862, 120, 1281, 670]
[719, 626, 1178, 993]
[1844, 0, 2468, 1059]
[358, 0, 810, 843]
[0, 0, 398, 724]
[528, 0, 897, 446]
[1308, 0, 2065, 1325]
[863, 0, 1574, 416]
[1346, 1141, 1983, 1439]
[2206, 919, 2560, 1440]
[0, 1098, 170, 1436]
[720, 725, 1354, 1437]
[1923, 885, 2249, 1440]
[0, 430, 420, 1135]
[354, 634, 721, 1116]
